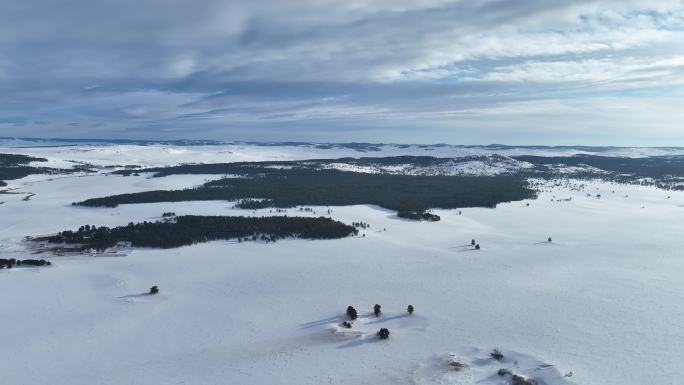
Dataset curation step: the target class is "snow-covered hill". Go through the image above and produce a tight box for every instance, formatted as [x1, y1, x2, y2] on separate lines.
[319, 155, 535, 176]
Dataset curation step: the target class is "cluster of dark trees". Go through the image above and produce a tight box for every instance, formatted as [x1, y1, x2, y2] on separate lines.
[397, 211, 441, 221]
[78, 167, 536, 220]
[47, 215, 359, 250]
[161, 212, 176, 217]
[103, 164, 142, 170]
[0, 153, 99, 186]
[351, 221, 370, 229]
[0, 258, 51, 268]
[498, 368, 537, 385]
[0, 153, 47, 166]
[345, 303, 414, 320]
[112, 160, 295, 177]
[343, 305, 405, 340]
[0, 153, 48, 186]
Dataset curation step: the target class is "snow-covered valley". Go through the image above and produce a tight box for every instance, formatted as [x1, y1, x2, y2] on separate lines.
[1, 144, 683, 385]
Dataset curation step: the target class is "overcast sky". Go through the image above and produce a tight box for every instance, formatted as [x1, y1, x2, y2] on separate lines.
[0, 0, 683, 145]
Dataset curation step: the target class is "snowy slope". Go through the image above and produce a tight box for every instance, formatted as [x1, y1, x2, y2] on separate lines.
[1, 146, 683, 385]
[320, 155, 534, 176]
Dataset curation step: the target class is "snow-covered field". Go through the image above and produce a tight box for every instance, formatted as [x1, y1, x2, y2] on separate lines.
[1, 144, 683, 385]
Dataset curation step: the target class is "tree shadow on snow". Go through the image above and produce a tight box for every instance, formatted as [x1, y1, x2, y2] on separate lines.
[299, 315, 345, 329]
[336, 335, 383, 349]
[448, 244, 474, 250]
[364, 313, 409, 325]
[456, 248, 478, 253]
[118, 292, 153, 299]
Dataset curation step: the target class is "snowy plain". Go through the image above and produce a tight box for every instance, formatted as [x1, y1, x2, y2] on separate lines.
[1, 144, 683, 385]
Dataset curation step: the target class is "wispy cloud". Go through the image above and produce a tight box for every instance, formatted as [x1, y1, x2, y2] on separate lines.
[0, 0, 683, 144]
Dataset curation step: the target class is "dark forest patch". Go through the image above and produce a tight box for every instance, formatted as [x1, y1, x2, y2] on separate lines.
[78, 168, 536, 216]
[45, 215, 358, 250]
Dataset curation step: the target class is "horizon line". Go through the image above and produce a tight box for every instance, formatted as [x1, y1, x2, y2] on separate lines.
[2, 137, 684, 149]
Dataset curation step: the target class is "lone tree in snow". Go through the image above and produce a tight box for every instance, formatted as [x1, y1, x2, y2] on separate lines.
[346, 306, 358, 320]
[373, 304, 382, 317]
[407, 305, 414, 315]
[377, 328, 390, 339]
[490, 348, 504, 360]
[475, 244, 480, 250]
[342, 321, 353, 328]
[548, 236, 552, 242]
[471, 239, 476, 246]
[149, 286, 159, 295]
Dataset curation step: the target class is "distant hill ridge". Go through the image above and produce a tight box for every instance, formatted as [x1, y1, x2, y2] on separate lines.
[2, 137, 684, 153]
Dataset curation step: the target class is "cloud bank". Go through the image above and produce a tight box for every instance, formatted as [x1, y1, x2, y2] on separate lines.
[1, 0, 683, 144]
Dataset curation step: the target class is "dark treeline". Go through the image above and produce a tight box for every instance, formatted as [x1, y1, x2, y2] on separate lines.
[515, 154, 684, 177]
[516, 154, 684, 190]
[0, 153, 95, 186]
[112, 161, 295, 177]
[103, 164, 142, 169]
[47, 215, 358, 250]
[0, 153, 47, 166]
[0, 153, 49, 186]
[397, 211, 441, 221]
[78, 168, 536, 215]
[0, 258, 51, 268]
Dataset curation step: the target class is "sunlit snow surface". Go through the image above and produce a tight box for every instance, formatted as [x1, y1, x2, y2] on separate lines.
[1, 143, 683, 385]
